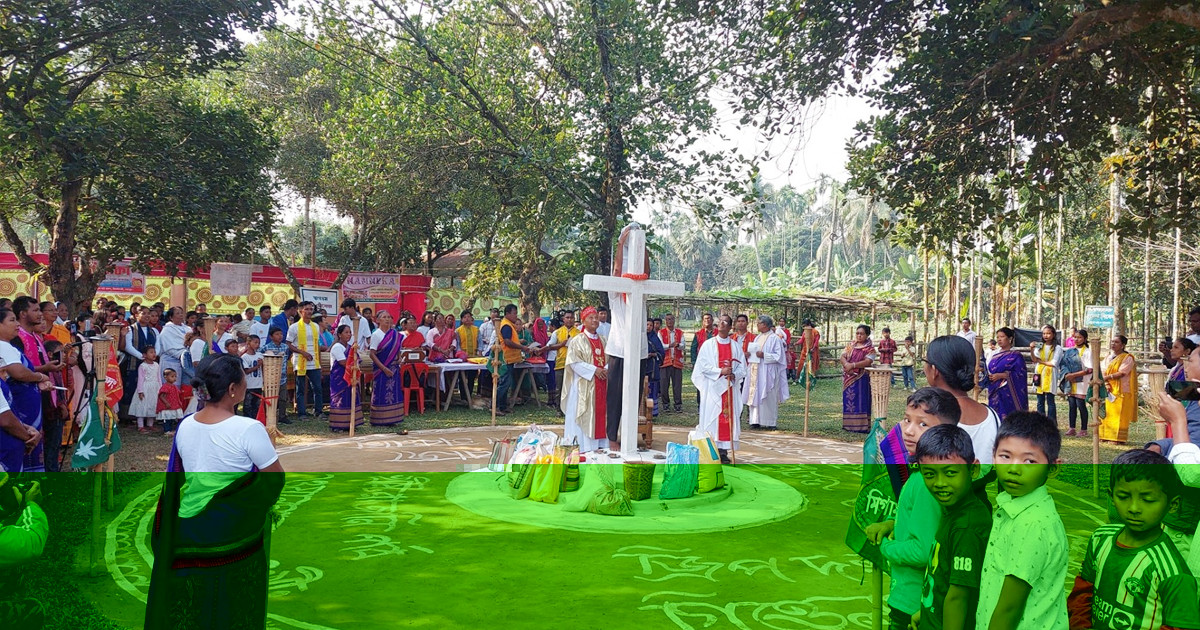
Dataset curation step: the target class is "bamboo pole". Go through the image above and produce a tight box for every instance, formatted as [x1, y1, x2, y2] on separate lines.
[1090, 338, 1103, 498]
[1173, 227, 1182, 339]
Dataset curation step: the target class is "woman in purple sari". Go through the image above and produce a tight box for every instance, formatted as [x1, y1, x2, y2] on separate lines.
[985, 327, 1028, 421]
[328, 325, 364, 432]
[368, 311, 406, 428]
[841, 325, 876, 433]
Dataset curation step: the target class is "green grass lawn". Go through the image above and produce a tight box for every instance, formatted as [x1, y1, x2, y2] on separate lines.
[23, 370, 1161, 629]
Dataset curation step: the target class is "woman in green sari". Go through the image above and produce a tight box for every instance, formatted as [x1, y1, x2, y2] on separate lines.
[145, 353, 285, 629]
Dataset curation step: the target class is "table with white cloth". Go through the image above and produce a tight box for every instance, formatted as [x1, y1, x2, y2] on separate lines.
[510, 361, 551, 408]
[426, 361, 487, 411]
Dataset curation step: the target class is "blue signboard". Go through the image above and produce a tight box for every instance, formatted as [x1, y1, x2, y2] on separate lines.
[1084, 305, 1115, 329]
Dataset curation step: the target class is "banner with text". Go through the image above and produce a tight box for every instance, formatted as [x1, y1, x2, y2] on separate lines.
[96, 262, 145, 295]
[342, 273, 401, 302]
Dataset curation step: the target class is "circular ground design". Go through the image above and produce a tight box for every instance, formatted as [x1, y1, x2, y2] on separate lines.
[445, 466, 807, 534]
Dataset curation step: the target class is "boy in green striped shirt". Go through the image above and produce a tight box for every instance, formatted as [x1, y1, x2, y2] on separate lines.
[1067, 449, 1200, 630]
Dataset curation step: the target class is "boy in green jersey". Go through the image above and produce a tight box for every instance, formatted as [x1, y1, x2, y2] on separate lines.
[914, 424, 992, 630]
[1067, 449, 1200, 630]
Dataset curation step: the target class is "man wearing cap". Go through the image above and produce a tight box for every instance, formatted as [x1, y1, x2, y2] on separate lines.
[0, 473, 48, 629]
[562, 307, 609, 451]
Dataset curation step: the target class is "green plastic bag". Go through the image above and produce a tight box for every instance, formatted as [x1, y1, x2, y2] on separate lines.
[690, 431, 725, 493]
[659, 442, 700, 500]
[508, 464, 534, 500]
[529, 454, 565, 504]
[561, 465, 605, 512]
[560, 464, 633, 516]
[558, 444, 581, 493]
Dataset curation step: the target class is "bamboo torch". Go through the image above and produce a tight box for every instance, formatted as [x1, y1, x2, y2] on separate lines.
[89, 327, 115, 575]
[1145, 365, 1170, 441]
[261, 352, 285, 443]
[1091, 342, 1104, 497]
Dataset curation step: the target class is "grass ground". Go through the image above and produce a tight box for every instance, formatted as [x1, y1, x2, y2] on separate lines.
[26, 370, 1158, 629]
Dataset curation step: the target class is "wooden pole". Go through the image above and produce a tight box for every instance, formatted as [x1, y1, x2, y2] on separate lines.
[873, 568, 884, 630]
[90, 471, 102, 576]
[490, 346, 500, 427]
[349, 375, 357, 438]
[1090, 336, 1103, 497]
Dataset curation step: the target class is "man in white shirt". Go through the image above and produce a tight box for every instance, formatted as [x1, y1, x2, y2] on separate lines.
[596, 306, 612, 341]
[604, 225, 648, 452]
[478, 308, 500, 357]
[249, 305, 272, 342]
[285, 301, 324, 418]
[336, 298, 373, 353]
[155, 307, 191, 381]
[1187, 306, 1200, 346]
[956, 317, 978, 347]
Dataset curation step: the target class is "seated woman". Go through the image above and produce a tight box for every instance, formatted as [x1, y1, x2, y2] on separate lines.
[145, 353, 285, 630]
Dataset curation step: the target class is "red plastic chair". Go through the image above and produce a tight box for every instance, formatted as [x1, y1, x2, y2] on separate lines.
[401, 363, 427, 415]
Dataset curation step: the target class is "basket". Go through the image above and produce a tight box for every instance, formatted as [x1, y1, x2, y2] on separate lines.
[622, 461, 656, 501]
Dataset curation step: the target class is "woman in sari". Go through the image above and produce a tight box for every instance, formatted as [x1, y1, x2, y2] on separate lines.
[327, 325, 364, 432]
[840, 325, 875, 433]
[985, 327, 1028, 421]
[0, 309, 50, 472]
[145, 353, 284, 630]
[368, 311, 406, 428]
[1100, 334, 1137, 443]
[429, 314, 464, 362]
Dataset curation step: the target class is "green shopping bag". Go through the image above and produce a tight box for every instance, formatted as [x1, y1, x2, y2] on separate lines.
[558, 444, 581, 493]
[529, 453, 565, 504]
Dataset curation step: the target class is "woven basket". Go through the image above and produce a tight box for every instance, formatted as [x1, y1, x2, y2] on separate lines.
[622, 461, 656, 501]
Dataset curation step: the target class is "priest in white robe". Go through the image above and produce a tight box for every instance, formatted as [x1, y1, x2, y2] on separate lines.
[562, 307, 610, 452]
[743, 315, 790, 430]
[692, 314, 746, 463]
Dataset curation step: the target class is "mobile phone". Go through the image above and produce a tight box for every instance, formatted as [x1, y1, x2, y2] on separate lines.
[1167, 380, 1200, 402]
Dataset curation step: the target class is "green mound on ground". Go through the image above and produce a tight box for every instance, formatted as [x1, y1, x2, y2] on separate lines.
[444, 466, 808, 534]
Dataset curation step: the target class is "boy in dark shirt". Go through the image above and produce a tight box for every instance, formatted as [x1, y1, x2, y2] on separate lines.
[914, 424, 992, 630]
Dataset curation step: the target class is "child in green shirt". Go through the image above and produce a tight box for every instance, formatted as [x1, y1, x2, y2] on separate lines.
[866, 387, 962, 630]
[1067, 449, 1200, 630]
[975, 411, 1069, 630]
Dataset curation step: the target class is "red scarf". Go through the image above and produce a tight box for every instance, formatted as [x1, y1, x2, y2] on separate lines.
[588, 335, 607, 438]
[718, 341, 734, 442]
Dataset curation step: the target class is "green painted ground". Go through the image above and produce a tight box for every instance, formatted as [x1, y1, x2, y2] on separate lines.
[33, 465, 1118, 630]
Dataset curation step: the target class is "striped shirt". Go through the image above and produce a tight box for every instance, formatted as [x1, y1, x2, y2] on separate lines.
[1078, 524, 1200, 630]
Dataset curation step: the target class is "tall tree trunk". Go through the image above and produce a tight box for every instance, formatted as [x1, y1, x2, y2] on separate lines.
[1173, 226, 1182, 338]
[922, 248, 929, 345]
[264, 235, 303, 294]
[1143, 236, 1151, 350]
[47, 179, 86, 313]
[933, 251, 941, 336]
[592, 0, 625, 305]
[1109, 125, 1125, 335]
[823, 196, 839, 292]
[1036, 209, 1044, 325]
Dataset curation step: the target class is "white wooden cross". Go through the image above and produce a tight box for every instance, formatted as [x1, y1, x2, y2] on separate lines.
[582, 222, 685, 459]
